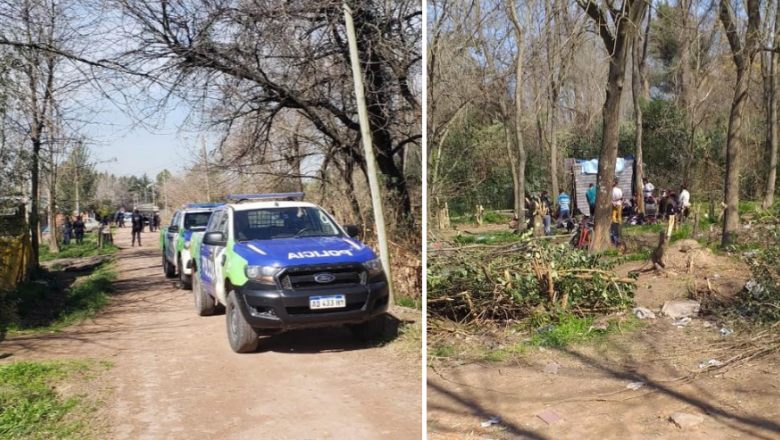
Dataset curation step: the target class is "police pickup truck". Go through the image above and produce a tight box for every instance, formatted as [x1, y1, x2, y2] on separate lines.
[189, 193, 389, 353]
[161, 203, 223, 289]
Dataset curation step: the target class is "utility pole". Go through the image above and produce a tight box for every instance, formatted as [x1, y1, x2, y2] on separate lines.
[202, 136, 212, 202]
[343, 1, 394, 302]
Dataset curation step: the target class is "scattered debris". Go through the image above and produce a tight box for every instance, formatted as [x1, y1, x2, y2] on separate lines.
[669, 412, 704, 429]
[701, 321, 713, 328]
[480, 416, 501, 428]
[661, 300, 701, 318]
[672, 317, 692, 327]
[633, 307, 656, 320]
[746, 280, 766, 298]
[712, 274, 721, 279]
[743, 250, 759, 258]
[699, 359, 724, 369]
[626, 381, 645, 390]
[719, 328, 734, 337]
[537, 409, 564, 425]
[544, 362, 560, 375]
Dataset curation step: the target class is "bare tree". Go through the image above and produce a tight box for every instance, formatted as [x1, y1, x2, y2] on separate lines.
[632, 1, 651, 215]
[762, 0, 780, 208]
[575, 0, 648, 252]
[719, 0, 761, 245]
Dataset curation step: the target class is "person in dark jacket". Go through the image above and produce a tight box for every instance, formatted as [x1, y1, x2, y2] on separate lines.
[73, 216, 86, 244]
[152, 213, 160, 232]
[62, 216, 72, 245]
[131, 209, 143, 246]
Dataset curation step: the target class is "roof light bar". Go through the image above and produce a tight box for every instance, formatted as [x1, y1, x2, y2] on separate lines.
[226, 192, 304, 202]
[186, 203, 224, 209]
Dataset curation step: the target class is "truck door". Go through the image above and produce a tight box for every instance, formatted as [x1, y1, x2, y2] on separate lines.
[165, 211, 179, 264]
[200, 210, 224, 295]
[212, 210, 230, 304]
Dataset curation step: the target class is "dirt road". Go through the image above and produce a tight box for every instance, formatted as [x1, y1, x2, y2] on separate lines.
[427, 239, 780, 440]
[3, 227, 422, 439]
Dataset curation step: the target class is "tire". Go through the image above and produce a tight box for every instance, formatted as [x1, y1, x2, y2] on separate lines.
[192, 271, 215, 316]
[350, 313, 388, 342]
[178, 257, 192, 290]
[163, 253, 176, 278]
[226, 290, 259, 353]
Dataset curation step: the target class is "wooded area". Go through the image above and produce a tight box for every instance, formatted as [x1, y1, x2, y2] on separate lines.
[428, 0, 780, 250]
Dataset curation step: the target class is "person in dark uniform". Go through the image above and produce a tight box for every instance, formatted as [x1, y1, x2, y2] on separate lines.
[73, 216, 85, 244]
[152, 213, 160, 232]
[131, 209, 143, 246]
[62, 216, 72, 245]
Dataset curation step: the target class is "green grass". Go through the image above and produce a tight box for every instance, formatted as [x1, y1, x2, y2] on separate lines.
[9, 264, 117, 333]
[530, 314, 642, 348]
[40, 233, 118, 262]
[0, 359, 111, 439]
[451, 211, 511, 225]
[429, 344, 456, 358]
[396, 295, 423, 309]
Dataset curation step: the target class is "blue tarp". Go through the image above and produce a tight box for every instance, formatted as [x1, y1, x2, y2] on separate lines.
[578, 158, 626, 175]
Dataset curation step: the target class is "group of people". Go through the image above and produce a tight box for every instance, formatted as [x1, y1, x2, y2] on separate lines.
[61, 216, 86, 245]
[519, 176, 693, 241]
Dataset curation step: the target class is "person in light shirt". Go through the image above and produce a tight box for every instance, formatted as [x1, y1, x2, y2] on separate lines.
[678, 185, 691, 221]
[611, 179, 623, 224]
[642, 177, 655, 200]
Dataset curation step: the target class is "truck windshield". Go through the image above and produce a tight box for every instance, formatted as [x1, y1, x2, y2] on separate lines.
[233, 207, 341, 241]
[184, 212, 212, 230]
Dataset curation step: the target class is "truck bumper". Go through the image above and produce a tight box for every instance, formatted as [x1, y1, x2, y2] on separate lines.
[233, 281, 389, 331]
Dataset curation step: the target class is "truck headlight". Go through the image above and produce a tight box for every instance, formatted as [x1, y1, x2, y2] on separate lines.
[245, 265, 280, 284]
[362, 258, 384, 277]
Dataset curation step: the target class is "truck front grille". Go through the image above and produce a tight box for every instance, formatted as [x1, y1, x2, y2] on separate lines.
[278, 263, 365, 291]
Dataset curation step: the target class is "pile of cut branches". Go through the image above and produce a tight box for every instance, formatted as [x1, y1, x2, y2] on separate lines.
[428, 236, 637, 324]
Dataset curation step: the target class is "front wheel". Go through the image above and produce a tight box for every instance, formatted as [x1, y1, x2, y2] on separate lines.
[192, 271, 215, 316]
[226, 290, 259, 353]
[350, 313, 388, 342]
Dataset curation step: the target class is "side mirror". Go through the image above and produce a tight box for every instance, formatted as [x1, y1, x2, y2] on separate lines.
[203, 231, 227, 246]
[168, 225, 179, 233]
[344, 224, 360, 238]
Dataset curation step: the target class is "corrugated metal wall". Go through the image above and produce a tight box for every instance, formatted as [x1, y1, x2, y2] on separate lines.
[564, 159, 634, 217]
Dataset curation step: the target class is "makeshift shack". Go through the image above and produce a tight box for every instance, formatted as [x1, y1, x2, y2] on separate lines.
[564, 158, 634, 217]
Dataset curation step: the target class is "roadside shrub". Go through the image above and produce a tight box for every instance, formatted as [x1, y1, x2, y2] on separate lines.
[739, 231, 780, 323]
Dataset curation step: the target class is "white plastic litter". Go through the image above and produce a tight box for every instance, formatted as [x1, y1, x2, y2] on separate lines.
[719, 328, 734, 336]
[481, 416, 501, 428]
[699, 359, 723, 369]
[672, 317, 692, 327]
[633, 307, 656, 320]
[626, 381, 645, 390]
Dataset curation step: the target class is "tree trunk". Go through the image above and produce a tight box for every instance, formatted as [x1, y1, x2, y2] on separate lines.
[632, 3, 650, 215]
[592, 57, 627, 251]
[719, 0, 761, 245]
[549, 95, 559, 200]
[576, 0, 648, 252]
[508, 1, 527, 233]
[764, 0, 780, 208]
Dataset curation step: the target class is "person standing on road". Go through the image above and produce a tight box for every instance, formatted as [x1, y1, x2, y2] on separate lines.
[62, 216, 72, 246]
[586, 183, 597, 218]
[556, 189, 572, 229]
[73, 216, 85, 244]
[152, 212, 160, 232]
[131, 209, 143, 246]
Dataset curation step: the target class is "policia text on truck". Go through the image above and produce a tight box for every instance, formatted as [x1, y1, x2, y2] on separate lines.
[189, 193, 390, 353]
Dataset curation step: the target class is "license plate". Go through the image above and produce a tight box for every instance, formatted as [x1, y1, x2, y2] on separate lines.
[309, 295, 346, 310]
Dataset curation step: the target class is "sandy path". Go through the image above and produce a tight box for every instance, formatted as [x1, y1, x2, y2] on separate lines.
[2, 227, 422, 439]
